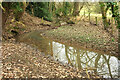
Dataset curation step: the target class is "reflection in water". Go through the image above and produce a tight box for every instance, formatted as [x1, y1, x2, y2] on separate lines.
[51, 41, 118, 78]
[19, 32, 119, 78]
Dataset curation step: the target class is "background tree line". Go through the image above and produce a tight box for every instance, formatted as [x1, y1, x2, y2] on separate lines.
[1, 2, 120, 30]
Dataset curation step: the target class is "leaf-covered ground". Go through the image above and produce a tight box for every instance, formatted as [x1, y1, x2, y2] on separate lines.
[2, 12, 52, 42]
[2, 42, 100, 79]
[2, 12, 118, 79]
[44, 21, 118, 56]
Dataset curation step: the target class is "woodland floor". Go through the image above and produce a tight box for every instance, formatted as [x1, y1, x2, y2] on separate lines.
[2, 42, 100, 79]
[2, 13, 100, 79]
[22, 13, 118, 55]
[1, 12, 118, 79]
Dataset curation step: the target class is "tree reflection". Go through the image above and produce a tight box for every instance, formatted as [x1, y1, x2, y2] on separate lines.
[94, 54, 101, 75]
[22, 34, 118, 78]
[19, 32, 118, 78]
[102, 55, 112, 78]
[51, 41, 118, 78]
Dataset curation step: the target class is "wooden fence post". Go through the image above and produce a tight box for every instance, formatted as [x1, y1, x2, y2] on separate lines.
[84, 11, 85, 17]
[111, 17, 114, 35]
[89, 13, 90, 23]
[95, 17, 97, 25]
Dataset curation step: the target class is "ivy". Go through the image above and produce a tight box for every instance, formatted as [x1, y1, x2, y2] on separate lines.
[26, 2, 52, 22]
[110, 2, 120, 29]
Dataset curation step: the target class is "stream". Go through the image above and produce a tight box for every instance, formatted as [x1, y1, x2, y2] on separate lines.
[17, 31, 119, 78]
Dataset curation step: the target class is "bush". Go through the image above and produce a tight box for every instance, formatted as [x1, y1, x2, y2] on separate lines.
[55, 2, 71, 17]
[26, 2, 53, 22]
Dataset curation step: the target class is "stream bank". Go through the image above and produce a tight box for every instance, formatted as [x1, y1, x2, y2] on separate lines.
[43, 22, 118, 56]
[2, 12, 119, 79]
[17, 31, 119, 78]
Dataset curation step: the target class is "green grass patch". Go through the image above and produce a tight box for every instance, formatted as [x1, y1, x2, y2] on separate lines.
[44, 25, 113, 48]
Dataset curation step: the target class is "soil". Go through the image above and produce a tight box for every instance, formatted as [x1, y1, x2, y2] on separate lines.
[2, 12, 53, 42]
[1, 12, 118, 79]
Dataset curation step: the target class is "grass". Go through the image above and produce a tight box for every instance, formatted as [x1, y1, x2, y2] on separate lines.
[44, 22, 118, 52]
[46, 25, 107, 43]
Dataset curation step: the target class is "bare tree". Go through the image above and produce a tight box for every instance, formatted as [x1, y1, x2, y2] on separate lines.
[73, 2, 84, 16]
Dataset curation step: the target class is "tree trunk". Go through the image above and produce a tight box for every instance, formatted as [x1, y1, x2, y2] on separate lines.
[109, 2, 120, 57]
[49, 2, 52, 13]
[16, 2, 28, 21]
[69, 2, 74, 15]
[0, 8, 2, 40]
[73, 2, 80, 16]
[2, 2, 11, 31]
[118, 28, 120, 59]
[99, 2, 108, 30]
[118, 2, 120, 58]
[30, 4, 34, 16]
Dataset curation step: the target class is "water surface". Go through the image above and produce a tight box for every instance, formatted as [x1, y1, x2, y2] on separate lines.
[18, 31, 119, 78]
